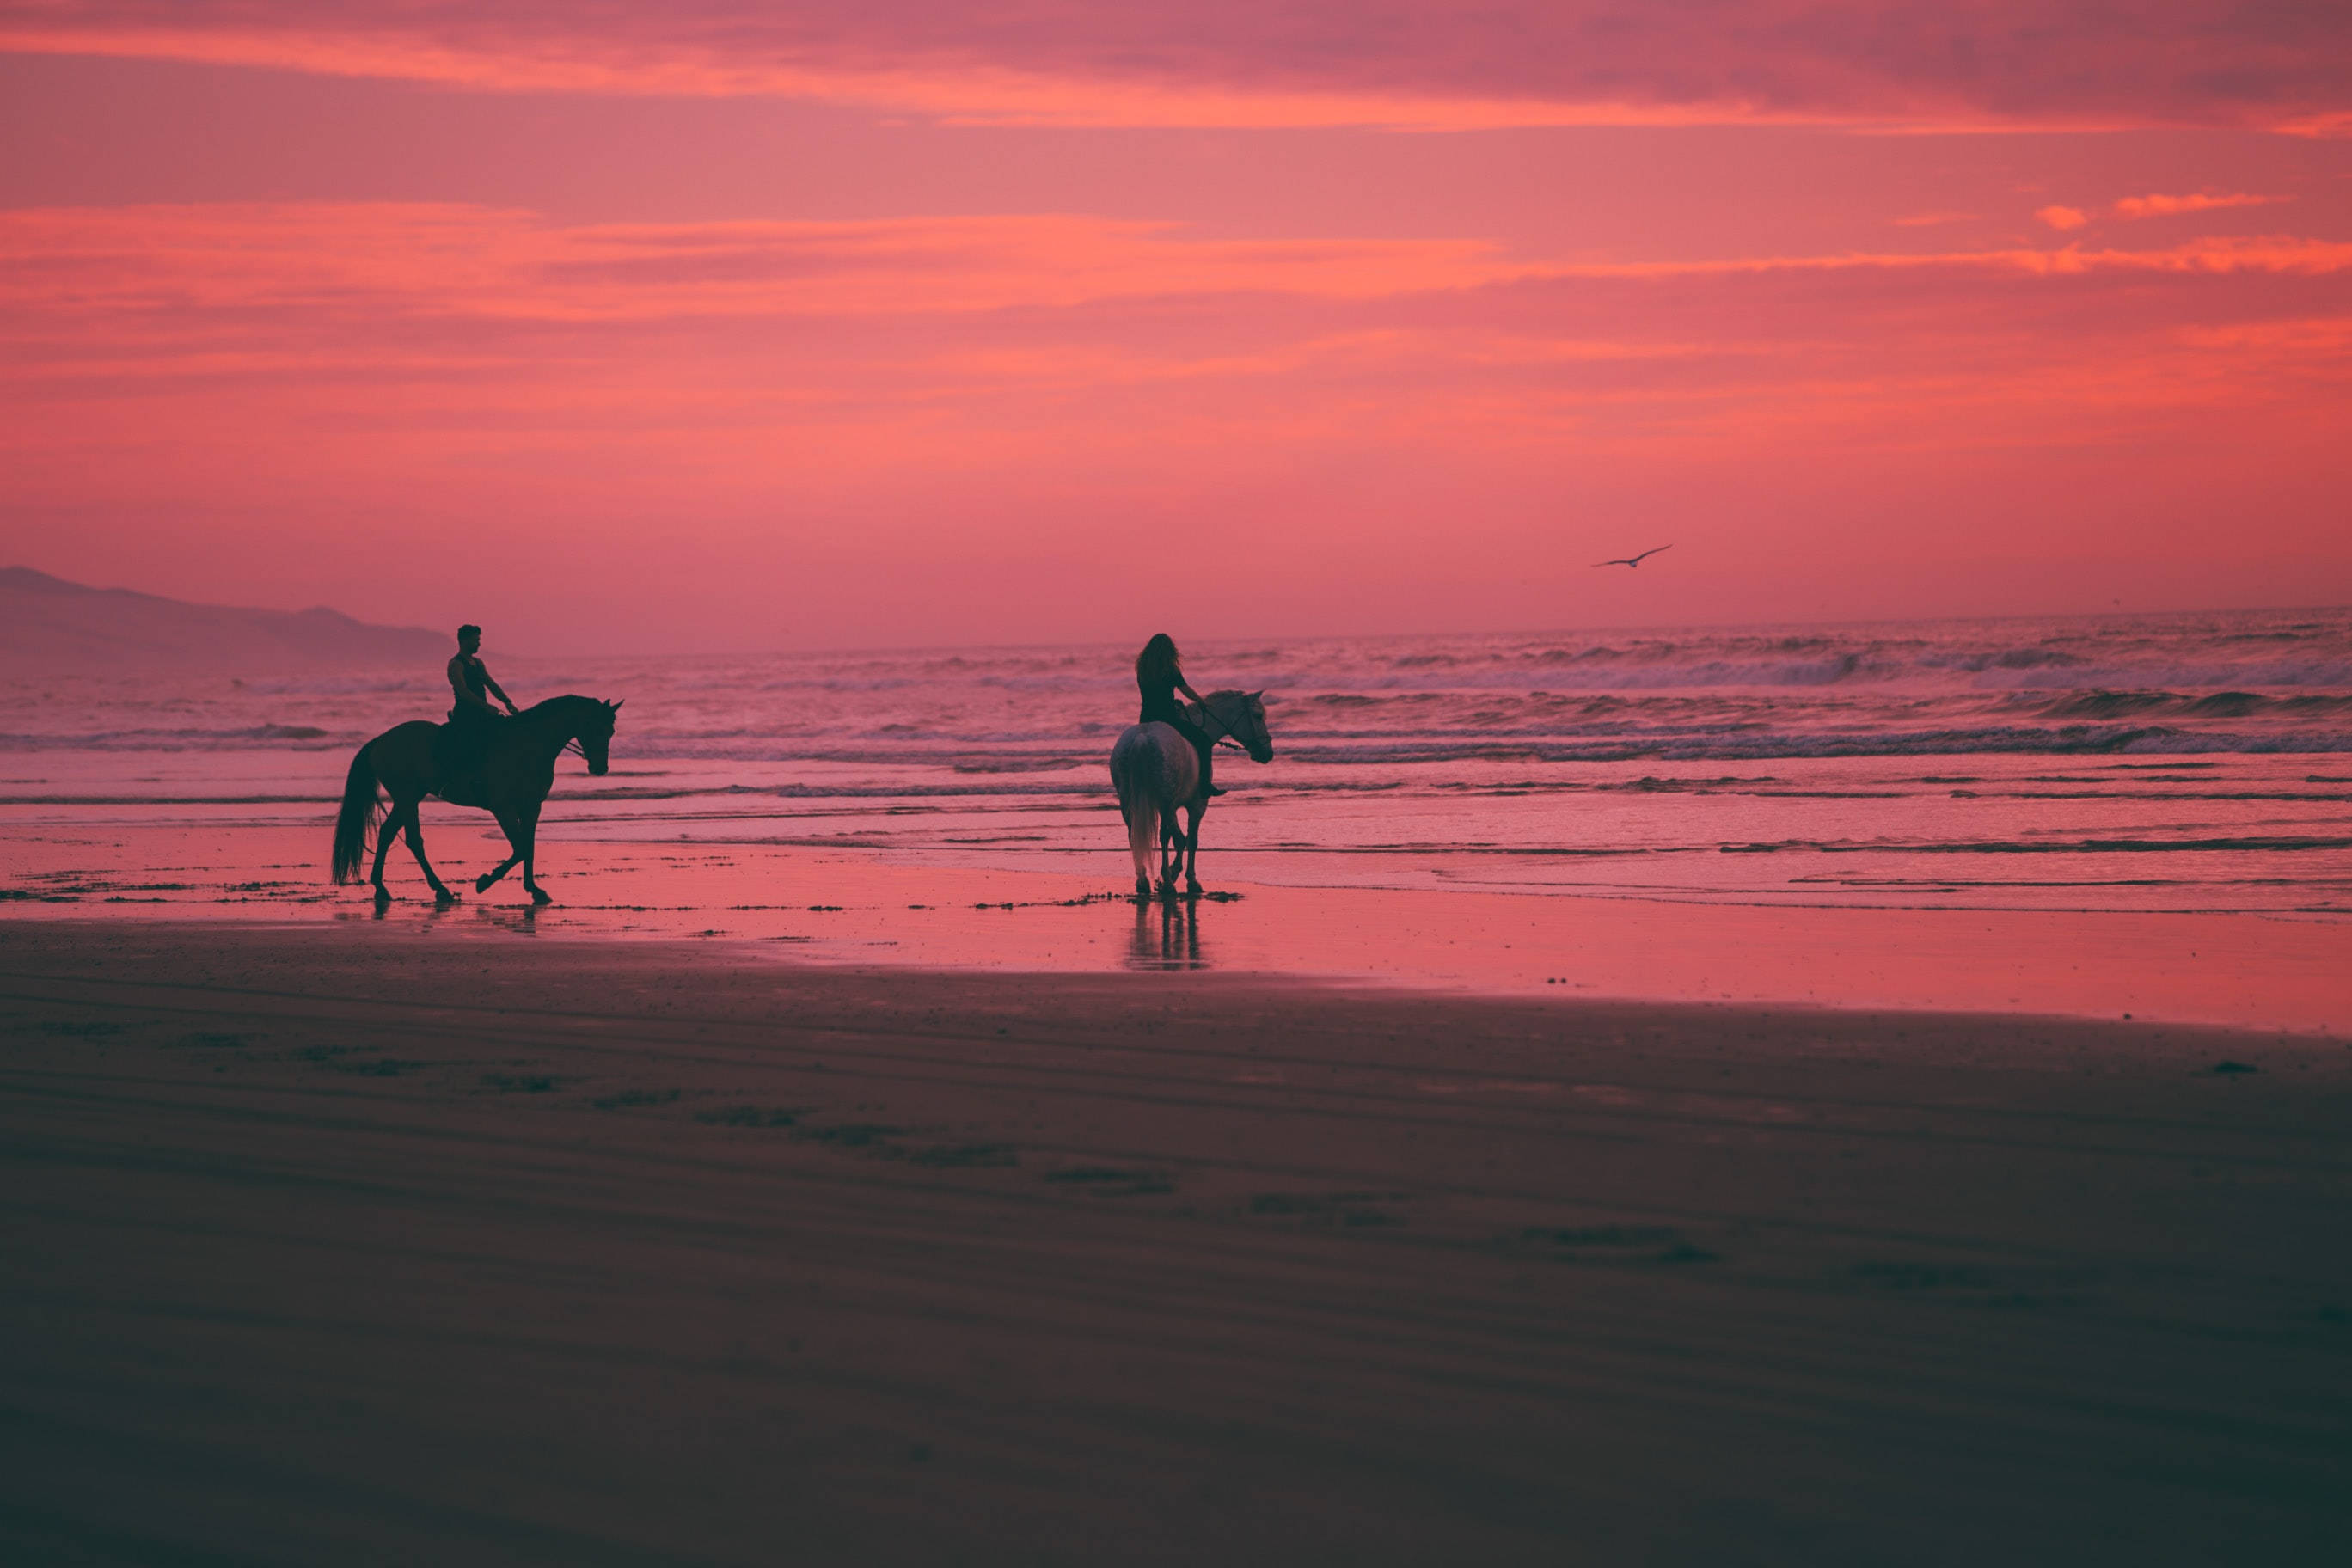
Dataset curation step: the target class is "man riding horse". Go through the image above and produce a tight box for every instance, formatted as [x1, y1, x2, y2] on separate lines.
[332, 624, 620, 906]
[438, 623, 520, 795]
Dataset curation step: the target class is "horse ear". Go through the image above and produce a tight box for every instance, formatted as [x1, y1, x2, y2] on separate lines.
[609, 698, 624, 712]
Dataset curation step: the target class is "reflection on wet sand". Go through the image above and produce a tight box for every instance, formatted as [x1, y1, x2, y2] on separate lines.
[462, 901, 542, 936]
[1128, 896, 1209, 971]
[13, 827, 2349, 1030]
[356, 897, 541, 935]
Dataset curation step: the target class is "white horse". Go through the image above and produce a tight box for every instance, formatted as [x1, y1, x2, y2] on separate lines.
[1109, 689, 1273, 899]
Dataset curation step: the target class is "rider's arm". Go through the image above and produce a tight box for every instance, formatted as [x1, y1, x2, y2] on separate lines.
[481, 669, 520, 714]
[1175, 675, 1205, 705]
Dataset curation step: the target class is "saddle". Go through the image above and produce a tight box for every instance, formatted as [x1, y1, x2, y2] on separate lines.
[431, 710, 499, 809]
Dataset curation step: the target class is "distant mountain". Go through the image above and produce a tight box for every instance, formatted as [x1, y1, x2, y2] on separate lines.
[0, 567, 450, 672]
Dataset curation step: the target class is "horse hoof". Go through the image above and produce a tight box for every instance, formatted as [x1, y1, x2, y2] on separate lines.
[433, 889, 457, 906]
[530, 887, 553, 906]
[475, 875, 494, 893]
[372, 886, 391, 905]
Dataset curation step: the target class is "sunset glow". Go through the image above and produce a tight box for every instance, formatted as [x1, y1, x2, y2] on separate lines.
[3, 3, 2349, 649]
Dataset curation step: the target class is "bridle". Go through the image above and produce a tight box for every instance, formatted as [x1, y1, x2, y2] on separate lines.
[1190, 695, 1261, 756]
[548, 703, 605, 765]
[508, 696, 615, 768]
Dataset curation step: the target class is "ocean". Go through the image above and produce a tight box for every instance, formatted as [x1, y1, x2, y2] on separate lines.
[6, 607, 2350, 916]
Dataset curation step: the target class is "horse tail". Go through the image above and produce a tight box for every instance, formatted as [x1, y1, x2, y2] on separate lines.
[331, 743, 383, 884]
[1109, 728, 1164, 889]
[1124, 777, 1160, 886]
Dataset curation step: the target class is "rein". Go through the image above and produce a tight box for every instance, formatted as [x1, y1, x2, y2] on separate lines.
[1189, 697, 1255, 754]
[511, 697, 595, 764]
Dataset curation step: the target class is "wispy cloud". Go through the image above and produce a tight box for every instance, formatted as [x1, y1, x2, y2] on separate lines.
[6, 203, 2345, 462]
[3, 2, 2348, 132]
[1893, 212, 1978, 228]
[9, 205, 2339, 348]
[7, 198, 2346, 639]
[2036, 206, 2091, 231]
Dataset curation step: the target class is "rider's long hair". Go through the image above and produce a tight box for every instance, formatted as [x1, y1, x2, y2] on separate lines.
[1136, 633, 1182, 688]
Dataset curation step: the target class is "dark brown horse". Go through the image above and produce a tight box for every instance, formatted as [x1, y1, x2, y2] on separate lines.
[332, 695, 621, 905]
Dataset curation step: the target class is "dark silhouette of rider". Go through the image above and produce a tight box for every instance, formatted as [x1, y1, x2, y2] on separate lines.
[445, 624, 519, 775]
[1136, 633, 1225, 798]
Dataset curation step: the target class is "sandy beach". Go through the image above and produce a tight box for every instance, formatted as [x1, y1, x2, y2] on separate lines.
[4, 916, 2348, 1565]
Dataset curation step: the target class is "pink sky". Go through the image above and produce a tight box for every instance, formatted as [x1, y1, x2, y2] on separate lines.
[3, 2, 2349, 652]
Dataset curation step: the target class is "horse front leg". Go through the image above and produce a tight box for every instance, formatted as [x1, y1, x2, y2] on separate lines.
[1183, 801, 1205, 897]
[476, 811, 525, 894]
[520, 802, 551, 905]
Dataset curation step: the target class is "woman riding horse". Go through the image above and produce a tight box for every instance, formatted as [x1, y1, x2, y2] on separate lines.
[1136, 633, 1225, 799]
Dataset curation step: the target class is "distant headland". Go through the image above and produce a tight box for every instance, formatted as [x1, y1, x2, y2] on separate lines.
[1, 567, 447, 672]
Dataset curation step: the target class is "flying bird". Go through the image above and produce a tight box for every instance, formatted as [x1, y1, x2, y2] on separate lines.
[1593, 545, 1672, 568]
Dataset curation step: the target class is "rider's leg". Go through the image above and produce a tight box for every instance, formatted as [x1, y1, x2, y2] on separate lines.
[1170, 716, 1222, 798]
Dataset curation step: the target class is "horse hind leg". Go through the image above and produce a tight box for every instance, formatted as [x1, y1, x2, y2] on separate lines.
[399, 804, 455, 903]
[369, 797, 404, 902]
[1155, 805, 1182, 899]
[519, 803, 550, 905]
[1124, 795, 1155, 900]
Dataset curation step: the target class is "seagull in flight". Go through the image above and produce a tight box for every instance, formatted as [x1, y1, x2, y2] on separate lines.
[1593, 544, 1672, 568]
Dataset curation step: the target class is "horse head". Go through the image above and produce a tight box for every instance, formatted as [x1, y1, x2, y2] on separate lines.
[573, 696, 622, 775]
[1210, 689, 1273, 763]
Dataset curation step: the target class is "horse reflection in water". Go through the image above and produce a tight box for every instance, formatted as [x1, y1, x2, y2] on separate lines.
[1128, 896, 1210, 971]
[366, 892, 542, 935]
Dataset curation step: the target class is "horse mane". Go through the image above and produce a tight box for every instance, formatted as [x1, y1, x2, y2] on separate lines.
[518, 693, 603, 720]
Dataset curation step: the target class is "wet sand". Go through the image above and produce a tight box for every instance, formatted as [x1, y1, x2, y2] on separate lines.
[3, 920, 2349, 1565]
[6, 823, 2348, 1031]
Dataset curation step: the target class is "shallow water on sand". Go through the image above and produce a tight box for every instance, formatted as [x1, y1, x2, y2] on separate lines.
[3, 826, 2344, 1034]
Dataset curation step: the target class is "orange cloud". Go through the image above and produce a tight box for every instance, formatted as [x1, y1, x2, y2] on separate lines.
[2034, 192, 2292, 229]
[2111, 191, 2286, 219]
